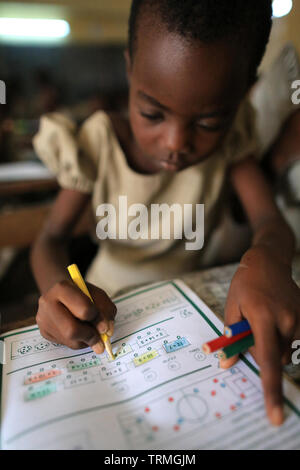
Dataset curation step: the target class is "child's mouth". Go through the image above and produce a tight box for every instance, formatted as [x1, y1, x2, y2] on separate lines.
[160, 161, 180, 171]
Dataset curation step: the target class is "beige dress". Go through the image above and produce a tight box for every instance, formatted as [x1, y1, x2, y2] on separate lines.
[33, 98, 258, 296]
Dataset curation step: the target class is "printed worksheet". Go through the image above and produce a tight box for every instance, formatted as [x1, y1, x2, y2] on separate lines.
[1, 280, 300, 450]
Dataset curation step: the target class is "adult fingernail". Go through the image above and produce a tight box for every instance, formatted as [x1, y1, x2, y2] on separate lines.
[92, 342, 104, 355]
[270, 406, 284, 426]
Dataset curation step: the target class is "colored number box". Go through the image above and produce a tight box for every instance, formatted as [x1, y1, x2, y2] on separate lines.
[163, 337, 189, 353]
[67, 358, 100, 371]
[136, 329, 167, 348]
[25, 382, 57, 401]
[133, 350, 158, 367]
[24, 369, 62, 385]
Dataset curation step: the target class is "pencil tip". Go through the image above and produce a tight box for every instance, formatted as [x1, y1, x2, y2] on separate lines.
[105, 341, 115, 360]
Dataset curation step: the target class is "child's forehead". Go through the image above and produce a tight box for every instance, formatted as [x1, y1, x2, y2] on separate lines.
[131, 26, 249, 113]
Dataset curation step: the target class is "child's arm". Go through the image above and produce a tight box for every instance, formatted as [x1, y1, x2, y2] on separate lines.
[224, 156, 300, 426]
[30, 188, 117, 354]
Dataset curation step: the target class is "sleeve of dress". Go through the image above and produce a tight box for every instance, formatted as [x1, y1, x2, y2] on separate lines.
[32, 112, 99, 193]
[222, 96, 260, 166]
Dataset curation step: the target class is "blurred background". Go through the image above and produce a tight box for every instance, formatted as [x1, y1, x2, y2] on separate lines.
[0, 0, 299, 329]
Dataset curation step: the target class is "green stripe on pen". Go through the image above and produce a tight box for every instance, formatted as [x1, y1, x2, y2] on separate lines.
[218, 334, 255, 360]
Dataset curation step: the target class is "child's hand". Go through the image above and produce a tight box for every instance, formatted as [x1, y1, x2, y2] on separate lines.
[36, 280, 117, 354]
[222, 245, 300, 426]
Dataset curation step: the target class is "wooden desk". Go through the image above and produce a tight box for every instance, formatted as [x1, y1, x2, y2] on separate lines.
[0, 179, 58, 197]
[0, 202, 93, 249]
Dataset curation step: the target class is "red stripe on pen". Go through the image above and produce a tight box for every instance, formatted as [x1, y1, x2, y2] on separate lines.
[202, 330, 252, 354]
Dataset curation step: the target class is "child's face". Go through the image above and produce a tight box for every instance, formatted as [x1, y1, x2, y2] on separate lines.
[127, 24, 250, 173]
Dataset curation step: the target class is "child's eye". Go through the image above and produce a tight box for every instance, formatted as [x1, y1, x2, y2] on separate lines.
[140, 111, 164, 122]
[196, 117, 230, 133]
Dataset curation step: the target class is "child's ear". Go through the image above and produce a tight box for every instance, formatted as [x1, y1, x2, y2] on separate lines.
[124, 49, 132, 83]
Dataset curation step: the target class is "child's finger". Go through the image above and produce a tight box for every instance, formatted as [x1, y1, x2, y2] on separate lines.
[281, 350, 291, 366]
[107, 320, 114, 337]
[91, 341, 105, 355]
[50, 280, 99, 322]
[219, 355, 239, 369]
[277, 310, 298, 342]
[87, 284, 117, 335]
[46, 302, 101, 350]
[250, 313, 284, 426]
[224, 290, 243, 333]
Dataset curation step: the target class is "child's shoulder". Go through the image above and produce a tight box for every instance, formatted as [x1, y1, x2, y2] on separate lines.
[82, 110, 128, 139]
[80, 110, 131, 157]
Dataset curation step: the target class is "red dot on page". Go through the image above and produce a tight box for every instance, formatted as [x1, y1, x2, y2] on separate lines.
[145, 407, 150, 413]
[240, 393, 246, 399]
[242, 378, 247, 383]
[152, 426, 159, 432]
[230, 405, 236, 411]
[211, 390, 216, 396]
[174, 425, 180, 431]
[215, 412, 221, 419]
[213, 378, 218, 383]
[168, 397, 174, 402]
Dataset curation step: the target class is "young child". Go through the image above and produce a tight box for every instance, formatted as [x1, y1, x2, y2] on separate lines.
[31, 0, 300, 427]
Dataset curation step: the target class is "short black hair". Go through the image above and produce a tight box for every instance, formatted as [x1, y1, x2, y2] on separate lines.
[128, 0, 273, 83]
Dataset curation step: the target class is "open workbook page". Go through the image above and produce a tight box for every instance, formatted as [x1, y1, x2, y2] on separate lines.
[1, 280, 300, 449]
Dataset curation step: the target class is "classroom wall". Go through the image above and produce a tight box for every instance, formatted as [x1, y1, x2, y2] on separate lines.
[0, 44, 127, 105]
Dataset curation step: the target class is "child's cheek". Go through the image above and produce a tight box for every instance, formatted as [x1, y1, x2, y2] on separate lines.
[194, 129, 228, 158]
[131, 112, 160, 153]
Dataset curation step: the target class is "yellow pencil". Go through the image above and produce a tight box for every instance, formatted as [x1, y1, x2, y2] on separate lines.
[67, 263, 114, 360]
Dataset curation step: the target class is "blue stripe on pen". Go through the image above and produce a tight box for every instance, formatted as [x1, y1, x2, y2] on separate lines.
[224, 319, 251, 338]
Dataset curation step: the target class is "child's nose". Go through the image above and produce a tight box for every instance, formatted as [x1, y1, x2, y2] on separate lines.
[164, 123, 191, 154]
